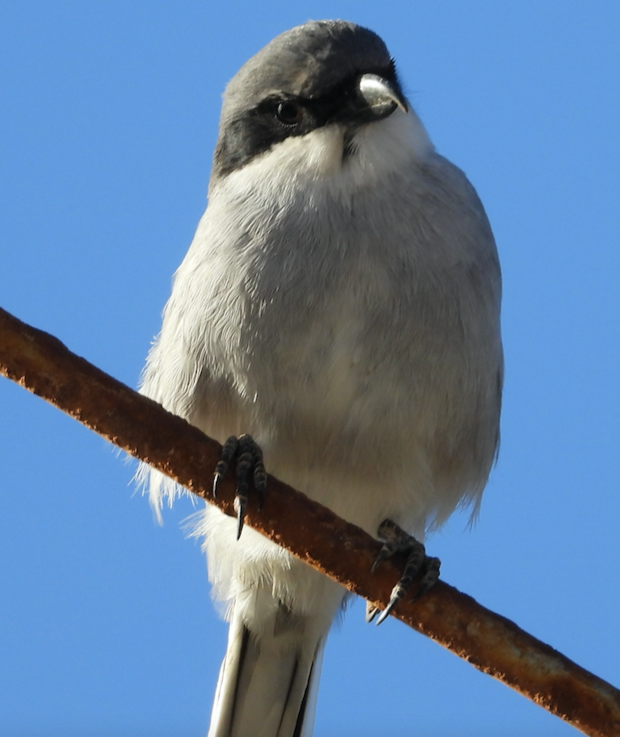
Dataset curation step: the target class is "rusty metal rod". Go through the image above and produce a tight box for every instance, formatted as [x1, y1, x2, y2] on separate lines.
[1, 304, 619, 737]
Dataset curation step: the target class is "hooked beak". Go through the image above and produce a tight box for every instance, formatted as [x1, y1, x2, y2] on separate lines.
[334, 73, 408, 130]
[357, 74, 409, 119]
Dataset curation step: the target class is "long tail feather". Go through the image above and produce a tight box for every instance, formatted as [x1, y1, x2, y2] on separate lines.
[208, 605, 326, 737]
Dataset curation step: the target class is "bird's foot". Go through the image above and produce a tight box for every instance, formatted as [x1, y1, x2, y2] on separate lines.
[212, 434, 267, 539]
[366, 519, 441, 625]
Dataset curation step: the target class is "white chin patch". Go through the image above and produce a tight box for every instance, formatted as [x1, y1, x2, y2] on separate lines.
[345, 110, 433, 182]
[260, 109, 433, 185]
[266, 125, 347, 178]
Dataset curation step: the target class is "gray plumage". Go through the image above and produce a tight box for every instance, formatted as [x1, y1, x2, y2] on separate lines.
[139, 19, 502, 737]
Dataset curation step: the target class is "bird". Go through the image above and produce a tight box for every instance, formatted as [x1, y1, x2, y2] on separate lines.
[138, 19, 503, 737]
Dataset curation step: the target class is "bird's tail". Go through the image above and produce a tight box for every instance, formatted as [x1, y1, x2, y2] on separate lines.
[208, 602, 327, 737]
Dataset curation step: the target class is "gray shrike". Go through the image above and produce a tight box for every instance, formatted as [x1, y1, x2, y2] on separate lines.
[139, 20, 502, 737]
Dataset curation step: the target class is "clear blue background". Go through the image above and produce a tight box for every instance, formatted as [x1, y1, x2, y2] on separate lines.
[1, 2, 619, 736]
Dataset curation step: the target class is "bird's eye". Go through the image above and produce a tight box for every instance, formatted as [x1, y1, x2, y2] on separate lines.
[276, 101, 303, 126]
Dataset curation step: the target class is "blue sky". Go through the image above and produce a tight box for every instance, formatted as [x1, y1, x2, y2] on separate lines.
[1, 2, 619, 736]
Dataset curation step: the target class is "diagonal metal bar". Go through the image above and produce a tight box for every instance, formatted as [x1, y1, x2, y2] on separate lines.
[1, 304, 619, 737]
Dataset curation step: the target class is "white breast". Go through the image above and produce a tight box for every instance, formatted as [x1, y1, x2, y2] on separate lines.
[141, 107, 502, 536]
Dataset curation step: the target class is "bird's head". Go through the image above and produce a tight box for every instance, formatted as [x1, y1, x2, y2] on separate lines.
[211, 21, 432, 187]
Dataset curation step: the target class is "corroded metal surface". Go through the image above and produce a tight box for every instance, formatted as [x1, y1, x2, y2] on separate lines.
[1, 305, 619, 736]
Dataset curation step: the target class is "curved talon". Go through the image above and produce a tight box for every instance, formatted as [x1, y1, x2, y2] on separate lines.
[213, 435, 239, 497]
[365, 601, 380, 623]
[370, 518, 441, 625]
[375, 598, 400, 625]
[212, 434, 267, 539]
[233, 435, 255, 538]
[374, 582, 407, 625]
[234, 496, 246, 540]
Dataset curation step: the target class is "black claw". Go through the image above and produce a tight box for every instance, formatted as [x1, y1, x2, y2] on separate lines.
[365, 602, 380, 623]
[369, 518, 441, 624]
[213, 434, 266, 539]
[234, 497, 246, 540]
[372, 519, 404, 573]
[401, 543, 426, 583]
[375, 586, 403, 626]
[410, 557, 441, 602]
[213, 436, 239, 497]
[376, 599, 398, 627]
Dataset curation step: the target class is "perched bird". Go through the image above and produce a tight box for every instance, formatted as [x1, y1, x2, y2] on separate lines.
[139, 19, 502, 737]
